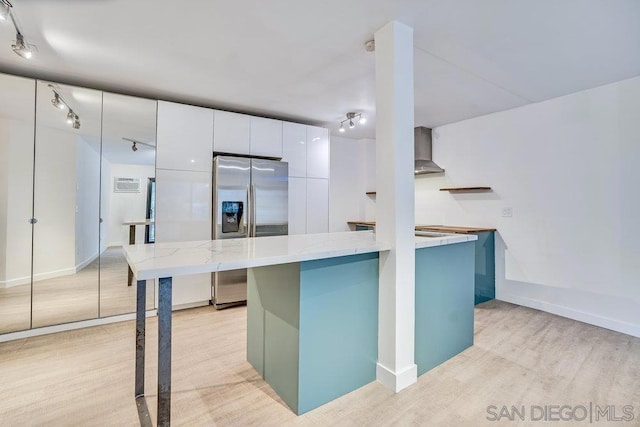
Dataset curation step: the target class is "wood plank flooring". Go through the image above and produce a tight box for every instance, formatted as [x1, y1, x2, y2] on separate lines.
[0, 247, 154, 334]
[1, 300, 638, 426]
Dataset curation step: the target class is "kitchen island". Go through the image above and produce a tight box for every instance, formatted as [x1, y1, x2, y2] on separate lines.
[124, 230, 477, 425]
[349, 222, 496, 304]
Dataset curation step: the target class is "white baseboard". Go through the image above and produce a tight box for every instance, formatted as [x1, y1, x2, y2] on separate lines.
[0, 253, 99, 288]
[75, 252, 98, 272]
[0, 310, 157, 343]
[376, 362, 417, 392]
[0, 274, 31, 288]
[499, 293, 640, 338]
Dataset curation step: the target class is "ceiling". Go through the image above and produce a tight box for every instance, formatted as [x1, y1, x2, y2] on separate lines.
[0, 0, 639, 140]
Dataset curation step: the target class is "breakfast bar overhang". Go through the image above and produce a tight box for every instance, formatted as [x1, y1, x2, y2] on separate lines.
[124, 230, 477, 426]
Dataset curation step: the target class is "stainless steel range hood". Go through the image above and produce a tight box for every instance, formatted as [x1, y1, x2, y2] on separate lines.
[414, 127, 444, 175]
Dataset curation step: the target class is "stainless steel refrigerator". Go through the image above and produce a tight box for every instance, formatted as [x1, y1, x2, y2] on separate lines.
[212, 155, 288, 309]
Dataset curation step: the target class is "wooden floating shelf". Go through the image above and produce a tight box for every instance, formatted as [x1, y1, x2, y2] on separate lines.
[366, 192, 377, 196]
[440, 187, 492, 192]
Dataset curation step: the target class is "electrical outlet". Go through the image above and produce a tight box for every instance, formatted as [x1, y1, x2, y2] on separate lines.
[501, 207, 513, 217]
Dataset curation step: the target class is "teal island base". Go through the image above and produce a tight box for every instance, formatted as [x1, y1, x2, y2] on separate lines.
[247, 253, 379, 415]
[415, 241, 475, 376]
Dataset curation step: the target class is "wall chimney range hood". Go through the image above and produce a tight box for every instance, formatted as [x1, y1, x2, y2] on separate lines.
[414, 126, 444, 175]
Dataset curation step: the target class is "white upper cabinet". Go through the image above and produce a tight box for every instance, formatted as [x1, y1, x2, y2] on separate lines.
[282, 122, 307, 178]
[250, 117, 283, 158]
[156, 101, 213, 173]
[306, 125, 329, 179]
[213, 110, 251, 155]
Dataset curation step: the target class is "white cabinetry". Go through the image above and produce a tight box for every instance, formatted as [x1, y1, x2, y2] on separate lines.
[213, 110, 251, 155]
[282, 122, 307, 178]
[288, 177, 307, 235]
[306, 125, 329, 179]
[156, 103, 214, 309]
[283, 122, 330, 234]
[156, 101, 213, 173]
[306, 178, 329, 233]
[250, 117, 283, 158]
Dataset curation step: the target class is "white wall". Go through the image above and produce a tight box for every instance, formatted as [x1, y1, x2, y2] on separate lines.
[329, 136, 375, 231]
[0, 118, 34, 287]
[75, 137, 101, 268]
[414, 76, 640, 337]
[1, 122, 103, 287]
[31, 126, 77, 281]
[104, 163, 155, 247]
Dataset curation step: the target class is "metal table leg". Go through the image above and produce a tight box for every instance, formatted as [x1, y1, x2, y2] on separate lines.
[135, 279, 146, 397]
[128, 225, 136, 286]
[135, 280, 152, 427]
[157, 277, 173, 427]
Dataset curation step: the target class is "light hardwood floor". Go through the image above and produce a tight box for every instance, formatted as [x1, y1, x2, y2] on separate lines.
[1, 300, 638, 426]
[0, 248, 154, 334]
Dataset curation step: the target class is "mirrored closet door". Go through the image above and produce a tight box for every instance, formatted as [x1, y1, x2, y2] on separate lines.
[31, 82, 103, 328]
[99, 93, 156, 317]
[0, 73, 36, 334]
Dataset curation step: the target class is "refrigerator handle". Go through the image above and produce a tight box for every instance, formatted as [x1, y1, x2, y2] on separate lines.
[251, 183, 257, 237]
[246, 184, 251, 236]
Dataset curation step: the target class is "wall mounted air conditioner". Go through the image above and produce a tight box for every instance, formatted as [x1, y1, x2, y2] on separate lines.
[114, 177, 141, 193]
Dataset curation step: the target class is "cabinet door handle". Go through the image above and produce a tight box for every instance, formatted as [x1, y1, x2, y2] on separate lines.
[28, 218, 38, 224]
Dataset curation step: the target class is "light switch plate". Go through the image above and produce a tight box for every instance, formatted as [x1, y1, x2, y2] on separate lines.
[502, 207, 513, 217]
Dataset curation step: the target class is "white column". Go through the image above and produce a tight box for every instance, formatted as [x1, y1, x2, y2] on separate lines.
[374, 21, 417, 392]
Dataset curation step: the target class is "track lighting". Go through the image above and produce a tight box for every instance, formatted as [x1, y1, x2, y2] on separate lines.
[2, 1, 36, 60]
[49, 86, 81, 129]
[339, 112, 366, 132]
[51, 92, 66, 109]
[123, 137, 154, 153]
[12, 33, 32, 59]
[0, 1, 10, 21]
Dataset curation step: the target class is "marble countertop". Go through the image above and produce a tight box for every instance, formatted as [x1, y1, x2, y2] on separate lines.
[124, 230, 477, 280]
[124, 231, 391, 280]
[348, 221, 496, 233]
[122, 220, 154, 226]
[414, 231, 478, 249]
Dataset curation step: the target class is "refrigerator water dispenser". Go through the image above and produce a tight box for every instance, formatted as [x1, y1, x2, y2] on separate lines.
[221, 201, 243, 233]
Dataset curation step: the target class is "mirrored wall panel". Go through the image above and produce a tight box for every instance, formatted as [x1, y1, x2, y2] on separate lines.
[100, 93, 156, 317]
[0, 73, 36, 334]
[31, 82, 102, 328]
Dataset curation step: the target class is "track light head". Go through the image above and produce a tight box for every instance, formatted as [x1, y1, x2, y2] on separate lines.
[339, 112, 366, 132]
[131, 142, 138, 152]
[51, 92, 66, 109]
[66, 110, 75, 124]
[12, 33, 33, 59]
[72, 119, 80, 129]
[0, 2, 10, 21]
